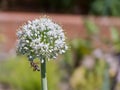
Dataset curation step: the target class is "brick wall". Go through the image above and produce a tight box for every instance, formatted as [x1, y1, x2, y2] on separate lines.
[0, 12, 120, 52]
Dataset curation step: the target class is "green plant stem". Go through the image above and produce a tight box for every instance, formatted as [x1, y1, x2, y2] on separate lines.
[41, 59, 48, 90]
[102, 64, 110, 90]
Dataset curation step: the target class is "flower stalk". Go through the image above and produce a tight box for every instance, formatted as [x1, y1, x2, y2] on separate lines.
[41, 59, 48, 90]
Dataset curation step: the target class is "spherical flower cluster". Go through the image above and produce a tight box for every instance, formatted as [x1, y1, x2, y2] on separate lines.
[16, 17, 68, 61]
[17, 17, 68, 60]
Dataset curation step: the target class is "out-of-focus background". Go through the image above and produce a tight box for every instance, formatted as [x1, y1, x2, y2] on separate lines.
[0, 0, 120, 90]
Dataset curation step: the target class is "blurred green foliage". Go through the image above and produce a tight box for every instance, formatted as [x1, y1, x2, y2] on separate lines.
[0, 56, 60, 90]
[62, 38, 109, 90]
[84, 19, 99, 35]
[70, 60, 105, 90]
[40, 0, 120, 16]
[91, 0, 120, 16]
[111, 27, 119, 43]
[60, 19, 120, 90]
[110, 27, 120, 53]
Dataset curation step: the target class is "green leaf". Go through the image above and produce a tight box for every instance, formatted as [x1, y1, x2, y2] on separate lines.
[110, 27, 119, 43]
[84, 20, 99, 35]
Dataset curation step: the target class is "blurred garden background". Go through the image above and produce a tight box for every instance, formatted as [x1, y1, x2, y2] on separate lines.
[1, 0, 120, 90]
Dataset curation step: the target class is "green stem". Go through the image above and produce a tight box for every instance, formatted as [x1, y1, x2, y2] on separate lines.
[41, 59, 48, 90]
[102, 64, 110, 90]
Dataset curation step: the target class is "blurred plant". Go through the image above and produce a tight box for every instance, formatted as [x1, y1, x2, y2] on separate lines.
[110, 27, 120, 53]
[109, 27, 120, 90]
[71, 39, 92, 68]
[70, 58, 105, 90]
[0, 56, 60, 90]
[60, 19, 100, 90]
[90, 0, 120, 16]
[60, 20, 120, 90]
[84, 19, 99, 36]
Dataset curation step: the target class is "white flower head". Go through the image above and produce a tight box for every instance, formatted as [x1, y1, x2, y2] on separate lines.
[16, 17, 68, 61]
